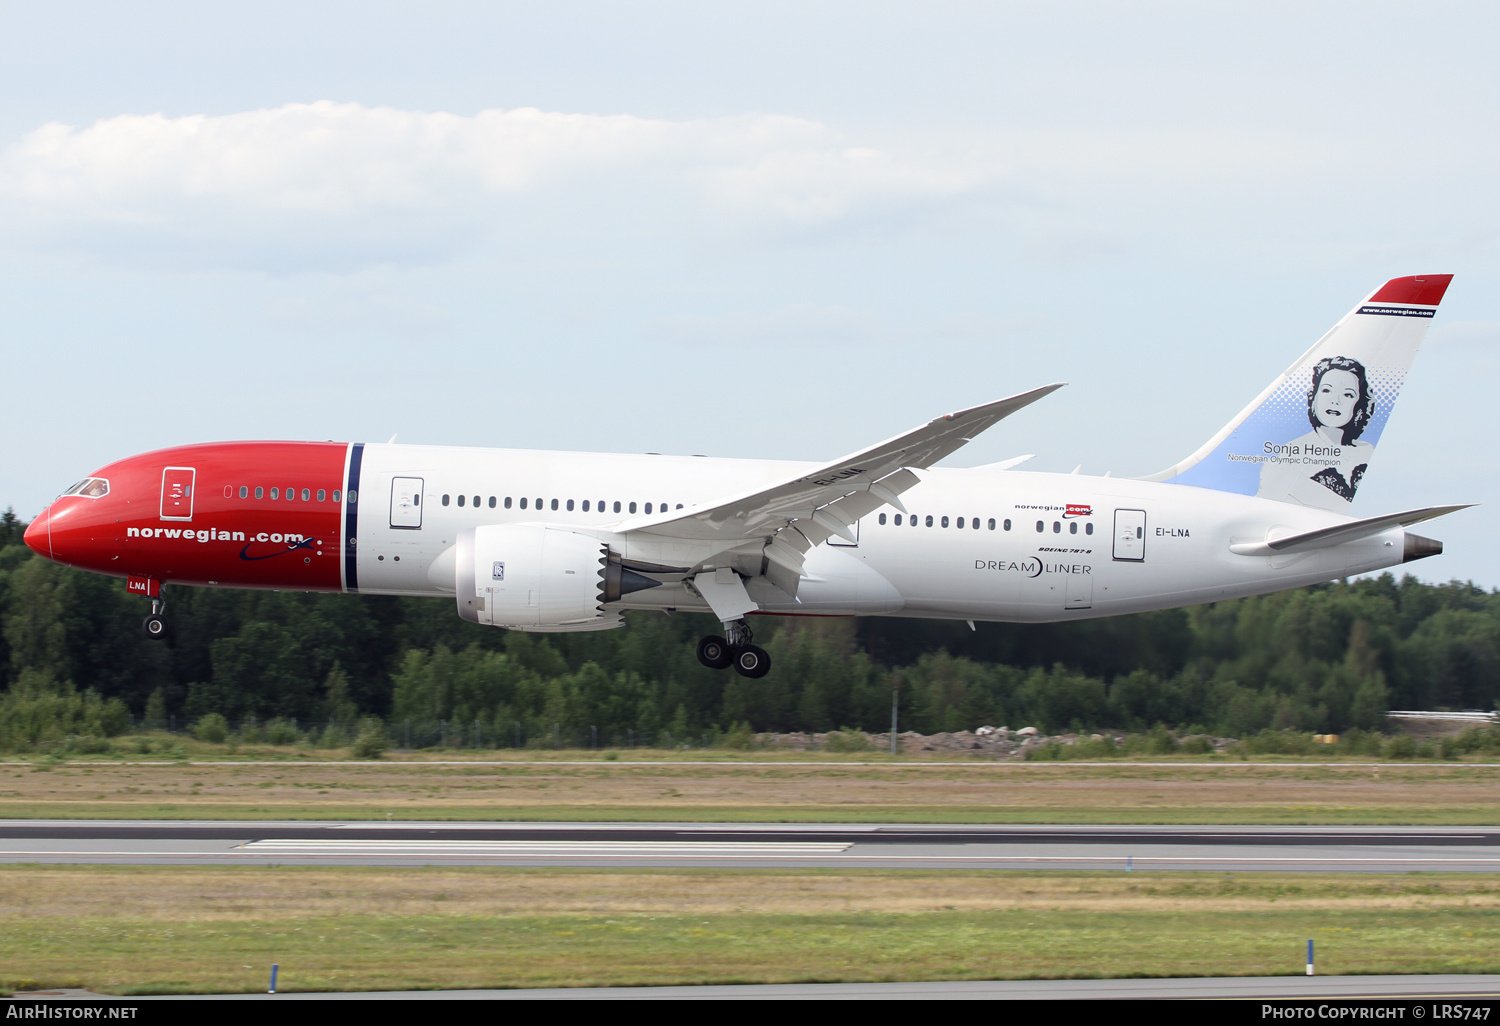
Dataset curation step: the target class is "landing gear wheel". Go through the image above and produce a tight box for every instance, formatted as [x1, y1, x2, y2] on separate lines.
[732, 644, 772, 679]
[141, 614, 168, 639]
[696, 635, 732, 670]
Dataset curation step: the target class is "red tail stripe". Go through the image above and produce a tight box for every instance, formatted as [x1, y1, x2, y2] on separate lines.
[1368, 274, 1453, 306]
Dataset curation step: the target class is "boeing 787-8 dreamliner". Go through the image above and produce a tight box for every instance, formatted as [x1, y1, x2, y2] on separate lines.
[24, 275, 1467, 678]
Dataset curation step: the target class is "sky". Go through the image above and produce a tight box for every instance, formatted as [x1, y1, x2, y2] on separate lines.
[2, 1, 1496, 585]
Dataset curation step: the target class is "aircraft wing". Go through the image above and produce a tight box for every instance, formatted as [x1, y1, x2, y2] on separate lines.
[613, 383, 1063, 594]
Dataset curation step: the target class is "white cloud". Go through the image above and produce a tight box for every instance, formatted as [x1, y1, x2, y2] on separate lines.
[0, 101, 1427, 271]
[0, 102, 999, 268]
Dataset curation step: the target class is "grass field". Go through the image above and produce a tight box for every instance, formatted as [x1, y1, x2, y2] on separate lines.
[3, 867, 1499, 994]
[1, 755, 1498, 823]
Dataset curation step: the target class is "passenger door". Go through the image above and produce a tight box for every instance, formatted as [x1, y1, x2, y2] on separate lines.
[160, 467, 195, 521]
[390, 477, 424, 529]
[1113, 509, 1146, 561]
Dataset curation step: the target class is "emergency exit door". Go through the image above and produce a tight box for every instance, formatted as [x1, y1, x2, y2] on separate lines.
[1113, 509, 1146, 561]
[390, 477, 424, 529]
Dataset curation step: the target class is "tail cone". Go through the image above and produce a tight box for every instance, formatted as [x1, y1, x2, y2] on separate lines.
[1403, 532, 1443, 562]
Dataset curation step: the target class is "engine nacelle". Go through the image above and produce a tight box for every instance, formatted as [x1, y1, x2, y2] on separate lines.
[453, 524, 662, 629]
[456, 524, 609, 628]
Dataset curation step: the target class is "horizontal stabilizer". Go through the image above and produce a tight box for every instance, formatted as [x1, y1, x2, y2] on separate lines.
[1229, 504, 1472, 557]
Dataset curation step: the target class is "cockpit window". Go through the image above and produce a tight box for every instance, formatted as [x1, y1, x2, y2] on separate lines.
[62, 478, 109, 498]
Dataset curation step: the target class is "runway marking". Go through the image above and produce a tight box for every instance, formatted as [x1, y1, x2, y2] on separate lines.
[239, 840, 854, 856]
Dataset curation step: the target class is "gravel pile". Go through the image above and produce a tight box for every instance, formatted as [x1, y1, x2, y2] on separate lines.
[754, 727, 1236, 759]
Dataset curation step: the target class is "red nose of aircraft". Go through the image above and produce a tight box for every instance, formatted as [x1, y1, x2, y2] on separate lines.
[22, 506, 49, 559]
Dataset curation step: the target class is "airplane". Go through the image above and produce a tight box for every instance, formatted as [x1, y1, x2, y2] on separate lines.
[23, 274, 1468, 679]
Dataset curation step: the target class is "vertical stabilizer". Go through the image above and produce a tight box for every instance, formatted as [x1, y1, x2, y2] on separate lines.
[1144, 274, 1452, 510]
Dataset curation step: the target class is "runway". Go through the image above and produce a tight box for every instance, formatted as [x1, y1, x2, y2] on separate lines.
[6, 820, 1500, 871]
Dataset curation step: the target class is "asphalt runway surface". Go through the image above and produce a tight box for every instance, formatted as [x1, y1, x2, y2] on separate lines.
[7, 820, 1500, 871]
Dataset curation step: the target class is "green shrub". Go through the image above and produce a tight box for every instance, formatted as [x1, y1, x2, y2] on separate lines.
[720, 721, 756, 750]
[1240, 729, 1320, 756]
[1384, 735, 1417, 759]
[1179, 735, 1214, 755]
[1335, 728, 1384, 757]
[0, 671, 130, 753]
[1449, 725, 1500, 755]
[319, 724, 348, 748]
[263, 718, 300, 745]
[1146, 724, 1179, 755]
[823, 728, 871, 753]
[192, 713, 229, 745]
[350, 718, 388, 759]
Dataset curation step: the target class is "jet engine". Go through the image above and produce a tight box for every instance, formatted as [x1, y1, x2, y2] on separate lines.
[454, 524, 659, 629]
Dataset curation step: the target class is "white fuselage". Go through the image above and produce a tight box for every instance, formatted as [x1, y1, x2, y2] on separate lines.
[352, 443, 1405, 623]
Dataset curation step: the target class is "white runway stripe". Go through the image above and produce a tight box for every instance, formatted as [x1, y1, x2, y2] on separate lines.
[239, 839, 854, 856]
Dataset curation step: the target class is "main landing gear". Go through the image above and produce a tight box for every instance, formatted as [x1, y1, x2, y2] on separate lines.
[696, 619, 771, 678]
[142, 596, 169, 640]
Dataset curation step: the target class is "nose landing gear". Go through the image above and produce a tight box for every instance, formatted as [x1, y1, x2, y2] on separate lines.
[696, 619, 771, 678]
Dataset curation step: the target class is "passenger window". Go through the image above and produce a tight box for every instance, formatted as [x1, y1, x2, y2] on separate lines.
[878, 513, 887, 525]
[1053, 521, 1061, 533]
[676, 504, 683, 509]
[317, 489, 326, 502]
[1002, 519, 1010, 531]
[893, 514, 902, 526]
[925, 515, 934, 527]
[472, 496, 479, 508]
[551, 498, 558, 511]
[333, 490, 341, 503]
[613, 501, 621, 513]
[973, 518, 980, 530]
[1086, 523, 1094, 535]
[348, 490, 357, 504]
[941, 516, 949, 528]
[519, 497, 527, 509]
[629, 502, 637, 514]
[239, 486, 248, 499]
[287, 487, 295, 501]
[489, 496, 496, 508]
[271, 488, 279, 500]
[505, 497, 512, 509]
[582, 500, 590, 512]
[1035, 520, 1043, 532]
[645, 503, 653, 514]
[535, 498, 542, 509]
[1069, 521, 1077, 534]
[443, 494, 451, 506]
[255, 487, 264, 499]
[458, 494, 466, 507]
[300, 488, 309, 501]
